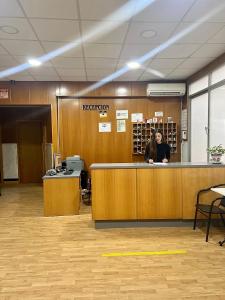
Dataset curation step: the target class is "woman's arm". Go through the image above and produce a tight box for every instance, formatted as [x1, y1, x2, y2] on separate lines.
[144, 144, 150, 162]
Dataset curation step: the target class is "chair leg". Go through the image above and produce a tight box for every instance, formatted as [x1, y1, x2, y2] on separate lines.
[193, 206, 198, 230]
[206, 212, 212, 242]
[220, 214, 225, 227]
[219, 239, 225, 246]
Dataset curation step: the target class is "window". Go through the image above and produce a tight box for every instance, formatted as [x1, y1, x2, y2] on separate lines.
[189, 75, 208, 95]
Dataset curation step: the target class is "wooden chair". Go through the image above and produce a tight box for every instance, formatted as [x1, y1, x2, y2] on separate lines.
[193, 184, 225, 242]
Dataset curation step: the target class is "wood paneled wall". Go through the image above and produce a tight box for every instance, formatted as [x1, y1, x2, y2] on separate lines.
[59, 97, 181, 168]
[0, 81, 183, 168]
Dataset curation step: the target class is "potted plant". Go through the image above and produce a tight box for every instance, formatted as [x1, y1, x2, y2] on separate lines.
[207, 144, 225, 164]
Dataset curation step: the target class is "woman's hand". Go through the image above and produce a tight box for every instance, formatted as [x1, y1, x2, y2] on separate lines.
[148, 159, 154, 164]
[162, 158, 168, 163]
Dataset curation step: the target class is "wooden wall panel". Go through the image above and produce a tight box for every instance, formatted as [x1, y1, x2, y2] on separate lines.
[29, 82, 49, 104]
[59, 96, 181, 167]
[0, 81, 182, 167]
[59, 99, 81, 159]
[11, 82, 30, 104]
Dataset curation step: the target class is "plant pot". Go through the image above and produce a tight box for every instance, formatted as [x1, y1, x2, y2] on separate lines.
[210, 153, 223, 164]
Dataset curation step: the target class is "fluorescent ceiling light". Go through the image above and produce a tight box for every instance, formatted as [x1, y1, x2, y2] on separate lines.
[141, 30, 156, 39]
[28, 58, 42, 67]
[127, 61, 141, 69]
[0, 25, 19, 34]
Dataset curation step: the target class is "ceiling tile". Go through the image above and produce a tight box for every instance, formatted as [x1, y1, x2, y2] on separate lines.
[0, 18, 37, 40]
[59, 75, 86, 81]
[208, 25, 225, 43]
[79, 0, 127, 20]
[42, 41, 83, 58]
[51, 57, 85, 69]
[125, 22, 178, 44]
[32, 74, 61, 81]
[143, 68, 173, 79]
[81, 21, 129, 44]
[30, 19, 80, 42]
[0, 0, 24, 17]
[191, 43, 225, 58]
[85, 58, 117, 69]
[84, 43, 122, 58]
[149, 58, 183, 69]
[183, 0, 225, 22]
[0, 40, 44, 56]
[177, 58, 211, 69]
[56, 68, 86, 76]
[156, 44, 201, 58]
[0, 44, 8, 54]
[116, 70, 144, 81]
[169, 68, 200, 79]
[86, 68, 115, 77]
[28, 66, 58, 76]
[20, 0, 78, 19]
[86, 75, 111, 81]
[120, 44, 157, 59]
[8, 73, 35, 81]
[0, 55, 17, 67]
[174, 22, 225, 44]
[133, 0, 195, 22]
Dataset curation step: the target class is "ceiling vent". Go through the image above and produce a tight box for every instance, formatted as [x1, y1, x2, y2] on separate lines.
[147, 83, 186, 97]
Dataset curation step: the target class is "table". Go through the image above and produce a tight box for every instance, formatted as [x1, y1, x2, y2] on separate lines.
[211, 187, 225, 246]
[211, 188, 225, 196]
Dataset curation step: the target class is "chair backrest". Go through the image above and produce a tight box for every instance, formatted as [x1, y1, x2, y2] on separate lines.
[220, 197, 225, 208]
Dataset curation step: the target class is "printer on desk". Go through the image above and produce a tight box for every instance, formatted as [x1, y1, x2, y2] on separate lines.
[66, 155, 84, 171]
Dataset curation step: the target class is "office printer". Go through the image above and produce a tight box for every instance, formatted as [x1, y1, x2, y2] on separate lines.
[66, 155, 84, 171]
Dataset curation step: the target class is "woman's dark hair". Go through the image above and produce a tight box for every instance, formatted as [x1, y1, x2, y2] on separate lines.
[154, 129, 165, 143]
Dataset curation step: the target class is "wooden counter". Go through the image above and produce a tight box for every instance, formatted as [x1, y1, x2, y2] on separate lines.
[43, 171, 80, 217]
[91, 163, 225, 221]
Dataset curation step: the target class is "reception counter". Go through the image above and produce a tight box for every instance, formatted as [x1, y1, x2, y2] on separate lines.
[43, 171, 80, 217]
[90, 162, 225, 222]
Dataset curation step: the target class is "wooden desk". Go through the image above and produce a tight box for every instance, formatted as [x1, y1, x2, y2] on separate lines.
[91, 163, 225, 221]
[43, 171, 80, 217]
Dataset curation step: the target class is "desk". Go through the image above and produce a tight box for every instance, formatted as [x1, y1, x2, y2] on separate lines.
[43, 171, 80, 217]
[91, 162, 225, 222]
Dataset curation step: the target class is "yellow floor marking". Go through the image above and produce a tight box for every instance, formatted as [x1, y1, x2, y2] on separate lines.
[102, 250, 187, 257]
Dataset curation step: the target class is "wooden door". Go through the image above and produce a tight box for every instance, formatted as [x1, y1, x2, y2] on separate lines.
[18, 121, 43, 183]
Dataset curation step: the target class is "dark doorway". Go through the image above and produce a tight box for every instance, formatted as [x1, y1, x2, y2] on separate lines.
[0, 105, 52, 184]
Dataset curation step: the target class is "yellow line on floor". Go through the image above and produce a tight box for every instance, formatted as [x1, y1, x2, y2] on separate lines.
[102, 250, 187, 257]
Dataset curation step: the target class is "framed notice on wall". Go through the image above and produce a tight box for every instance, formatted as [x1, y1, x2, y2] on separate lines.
[0, 88, 9, 99]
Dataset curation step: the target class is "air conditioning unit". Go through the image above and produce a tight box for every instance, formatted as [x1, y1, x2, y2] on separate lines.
[147, 83, 186, 97]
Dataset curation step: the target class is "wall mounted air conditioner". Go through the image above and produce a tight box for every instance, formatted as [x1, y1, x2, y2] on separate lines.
[147, 83, 186, 97]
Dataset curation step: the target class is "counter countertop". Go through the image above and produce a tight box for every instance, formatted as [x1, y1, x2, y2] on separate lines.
[43, 170, 81, 179]
[90, 162, 225, 169]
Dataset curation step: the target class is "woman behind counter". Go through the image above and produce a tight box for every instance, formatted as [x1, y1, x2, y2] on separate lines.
[144, 130, 170, 164]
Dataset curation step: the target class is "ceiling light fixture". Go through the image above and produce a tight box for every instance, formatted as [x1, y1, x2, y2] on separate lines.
[28, 58, 42, 67]
[127, 61, 141, 69]
[0, 25, 19, 34]
[117, 87, 127, 96]
[141, 30, 156, 39]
